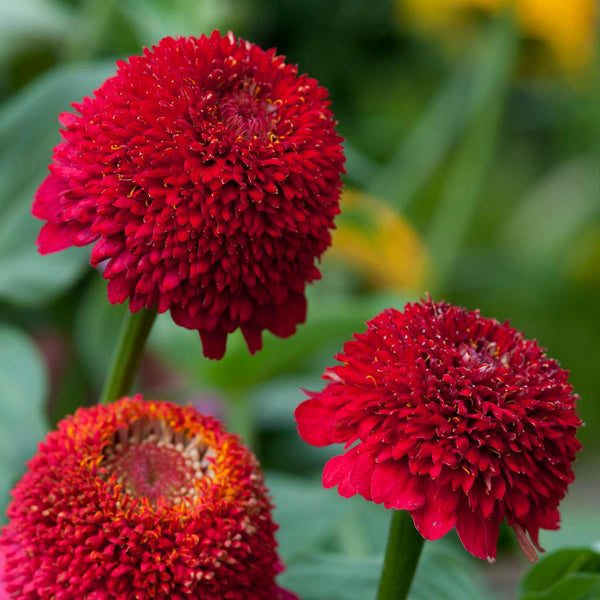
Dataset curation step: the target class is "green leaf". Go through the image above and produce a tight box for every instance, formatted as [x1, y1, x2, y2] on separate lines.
[279, 554, 381, 600]
[278, 546, 495, 600]
[520, 548, 600, 599]
[0, 0, 76, 59]
[520, 574, 600, 600]
[0, 62, 115, 305]
[368, 71, 470, 210]
[267, 472, 358, 559]
[0, 325, 48, 522]
[501, 157, 599, 265]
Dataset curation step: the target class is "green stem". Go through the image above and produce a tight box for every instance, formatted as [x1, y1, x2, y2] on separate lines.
[376, 509, 425, 600]
[99, 307, 158, 405]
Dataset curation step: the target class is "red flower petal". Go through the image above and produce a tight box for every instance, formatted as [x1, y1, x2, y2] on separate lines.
[411, 494, 458, 540]
[455, 502, 500, 562]
[371, 460, 426, 510]
[295, 298, 582, 561]
[31, 32, 345, 360]
[1, 396, 291, 599]
[295, 398, 338, 446]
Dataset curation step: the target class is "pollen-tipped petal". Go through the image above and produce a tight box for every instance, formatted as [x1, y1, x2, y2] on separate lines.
[31, 32, 345, 360]
[0, 396, 293, 599]
[295, 297, 582, 561]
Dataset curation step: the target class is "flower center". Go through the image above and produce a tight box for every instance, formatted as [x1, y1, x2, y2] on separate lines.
[218, 82, 277, 140]
[101, 418, 214, 506]
[457, 341, 507, 369]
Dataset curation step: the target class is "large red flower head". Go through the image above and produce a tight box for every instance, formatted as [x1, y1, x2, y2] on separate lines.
[0, 396, 295, 599]
[295, 299, 582, 562]
[32, 31, 345, 359]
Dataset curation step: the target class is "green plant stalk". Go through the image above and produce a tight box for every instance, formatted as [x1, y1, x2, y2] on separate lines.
[99, 307, 158, 405]
[427, 10, 519, 290]
[370, 72, 470, 211]
[376, 509, 425, 600]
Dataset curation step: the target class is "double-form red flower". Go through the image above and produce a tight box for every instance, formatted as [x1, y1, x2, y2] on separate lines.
[32, 32, 345, 359]
[0, 396, 295, 599]
[295, 299, 582, 562]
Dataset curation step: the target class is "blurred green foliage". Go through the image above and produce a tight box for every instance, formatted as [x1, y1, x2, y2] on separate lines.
[0, 0, 598, 598]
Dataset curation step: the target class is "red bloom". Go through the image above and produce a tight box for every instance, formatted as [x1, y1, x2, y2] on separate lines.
[295, 299, 582, 562]
[0, 553, 8, 600]
[32, 32, 345, 359]
[1, 396, 295, 599]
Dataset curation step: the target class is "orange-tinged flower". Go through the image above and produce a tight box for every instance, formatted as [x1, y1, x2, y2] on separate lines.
[1, 396, 295, 599]
[296, 299, 582, 562]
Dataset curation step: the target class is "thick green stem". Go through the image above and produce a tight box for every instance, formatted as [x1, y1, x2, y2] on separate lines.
[99, 307, 158, 405]
[376, 509, 425, 600]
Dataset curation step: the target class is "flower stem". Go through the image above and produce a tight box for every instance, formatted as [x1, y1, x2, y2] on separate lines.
[99, 308, 158, 405]
[376, 509, 425, 600]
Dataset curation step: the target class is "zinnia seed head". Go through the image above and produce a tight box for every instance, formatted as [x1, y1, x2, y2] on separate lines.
[32, 32, 345, 359]
[295, 298, 582, 562]
[0, 396, 294, 599]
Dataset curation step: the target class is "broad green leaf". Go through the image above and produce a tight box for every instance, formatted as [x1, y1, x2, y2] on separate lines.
[0, 325, 48, 522]
[279, 554, 381, 600]
[501, 157, 599, 265]
[410, 547, 496, 600]
[0, 62, 115, 305]
[267, 472, 357, 559]
[368, 71, 470, 210]
[520, 574, 600, 600]
[0, 188, 89, 305]
[520, 548, 600, 598]
[278, 546, 495, 600]
[0, 0, 76, 59]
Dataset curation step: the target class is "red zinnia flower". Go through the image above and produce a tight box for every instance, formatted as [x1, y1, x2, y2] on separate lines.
[32, 32, 345, 359]
[0, 553, 8, 600]
[295, 299, 582, 562]
[0, 396, 295, 599]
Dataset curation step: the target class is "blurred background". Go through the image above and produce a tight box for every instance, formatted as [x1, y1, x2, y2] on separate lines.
[0, 1, 598, 598]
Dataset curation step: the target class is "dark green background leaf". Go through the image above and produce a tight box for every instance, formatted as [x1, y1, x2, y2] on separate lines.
[0, 325, 48, 523]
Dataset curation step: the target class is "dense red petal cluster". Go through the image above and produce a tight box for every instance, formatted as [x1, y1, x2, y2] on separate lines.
[295, 299, 582, 562]
[0, 553, 8, 600]
[0, 396, 295, 599]
[32, 31, 345, 359]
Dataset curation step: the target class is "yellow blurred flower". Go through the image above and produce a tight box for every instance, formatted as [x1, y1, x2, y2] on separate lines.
[327, 190, 428, 291]
[400, 0, 597, 74]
